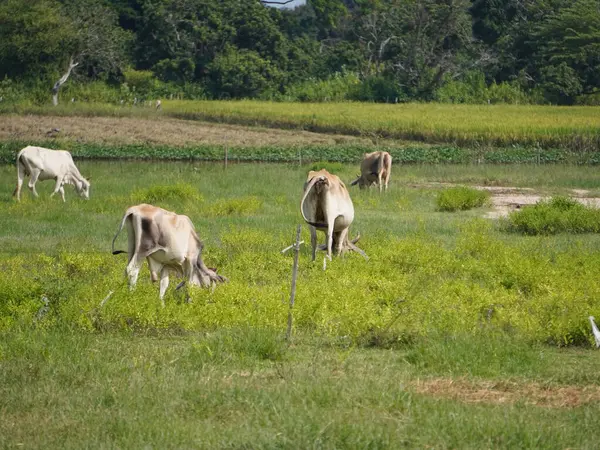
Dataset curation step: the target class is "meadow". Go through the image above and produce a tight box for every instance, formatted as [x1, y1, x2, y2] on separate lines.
[3, 100, 600, 151]
[3, 161, 600, 447]
[3, 105, 600, 447]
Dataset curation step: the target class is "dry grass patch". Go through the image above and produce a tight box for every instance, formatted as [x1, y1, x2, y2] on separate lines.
[0, 114, 387, 148]
[412, 377, 600, 408]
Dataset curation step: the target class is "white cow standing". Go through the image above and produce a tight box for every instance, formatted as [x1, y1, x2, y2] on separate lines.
[14, 146, 91, 202]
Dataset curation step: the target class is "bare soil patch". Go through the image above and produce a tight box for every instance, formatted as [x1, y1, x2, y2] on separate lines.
[477, 186, 600, 219]
[410, 182, 600, 218]
[0, 114, 383, 148]
[412, 377, 600, 408]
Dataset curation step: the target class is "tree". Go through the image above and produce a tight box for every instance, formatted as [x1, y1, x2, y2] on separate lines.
[208, 47, 283, 98]
[354, 0, 472, 99]
[532, 0, 600, 102]
[0, 0, 73, 79]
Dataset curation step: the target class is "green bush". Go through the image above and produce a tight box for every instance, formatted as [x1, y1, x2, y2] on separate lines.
[505, 196, 600, 235]
[436, 186, 490, 212]
[277, 72, 360, 102]
[435, 71, 538, 105]
[349, 75, 404, 103]
[575, 91, 600, 106]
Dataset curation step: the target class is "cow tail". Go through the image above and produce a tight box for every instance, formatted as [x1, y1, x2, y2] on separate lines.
[111, 211, 131, 255]
[13, 152, 26, 197]
[384, 152, 392, 173]
[300, 176, 328, 228]
[376, 152, 385, 176]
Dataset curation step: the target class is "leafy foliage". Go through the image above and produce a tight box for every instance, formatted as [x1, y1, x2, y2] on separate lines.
[2, 0, 600, 103]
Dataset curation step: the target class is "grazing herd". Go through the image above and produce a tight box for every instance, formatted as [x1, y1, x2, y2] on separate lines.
[13, 146, 392, 303]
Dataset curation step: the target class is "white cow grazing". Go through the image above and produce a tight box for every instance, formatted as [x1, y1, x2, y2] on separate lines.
[14, 146, 91, 202]
[301, 169, 367, 262]
[111, 204, 226, 305]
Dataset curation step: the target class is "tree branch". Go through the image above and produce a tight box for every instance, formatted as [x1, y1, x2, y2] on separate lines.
[260, 0, 295, 4]
[52, 58, 79, 106]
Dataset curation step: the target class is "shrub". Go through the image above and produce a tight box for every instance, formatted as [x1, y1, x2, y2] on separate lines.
[436, 186, 490, 212]
[348, 75, 404, 103]
[505, 196, 600, 235]
[278, 72, 360, 102]
[435, 71, 538, 105]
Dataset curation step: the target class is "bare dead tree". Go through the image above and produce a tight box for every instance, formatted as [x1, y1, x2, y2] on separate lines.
[52, 58, 79, 106]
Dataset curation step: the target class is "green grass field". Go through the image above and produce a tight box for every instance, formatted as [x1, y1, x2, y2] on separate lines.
[3, 158, 600, 447]
[3, 100, 600, 151]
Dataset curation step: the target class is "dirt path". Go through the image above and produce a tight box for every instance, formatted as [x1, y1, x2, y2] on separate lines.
[479, 186, 600, 219]
[0, 114, 387, 148]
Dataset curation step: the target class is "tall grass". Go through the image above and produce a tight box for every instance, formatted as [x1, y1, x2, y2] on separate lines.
[2, 100, 600, 151]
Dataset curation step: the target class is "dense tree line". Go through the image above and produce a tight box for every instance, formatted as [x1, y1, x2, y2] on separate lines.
[1, 0, 599, 104]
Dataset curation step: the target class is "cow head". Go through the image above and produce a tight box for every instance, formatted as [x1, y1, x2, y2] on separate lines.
[189, 254, 227, 289]
[75, 178, 91, 200]
[305, 170, 331, 194]
[350, 175, 367, 189]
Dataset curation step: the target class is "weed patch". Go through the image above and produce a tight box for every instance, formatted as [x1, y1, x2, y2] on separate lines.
[131, 183, 203, 204]
[204, 197, 262, 217]
[436, 186, 490, 211]
[505, 196, 600, 235]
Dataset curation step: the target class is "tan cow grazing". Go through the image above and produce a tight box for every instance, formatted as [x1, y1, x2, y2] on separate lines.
[111, 204, 226, 305]
[300, 169, 367, 263]
[350, 151, 392, 192]
[14, 146, 91, 202]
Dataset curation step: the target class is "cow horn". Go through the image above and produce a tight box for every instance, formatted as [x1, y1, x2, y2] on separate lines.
[350, 177, 360, 186]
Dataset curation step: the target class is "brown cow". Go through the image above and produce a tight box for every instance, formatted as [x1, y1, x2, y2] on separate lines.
[351, 151, 392, 192]
[111, 204, 225, 305]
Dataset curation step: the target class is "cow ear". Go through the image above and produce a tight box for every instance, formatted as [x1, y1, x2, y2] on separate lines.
[86, 176, 92, 181]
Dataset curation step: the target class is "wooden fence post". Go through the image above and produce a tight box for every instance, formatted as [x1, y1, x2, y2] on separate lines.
[286, 224, 302, 341]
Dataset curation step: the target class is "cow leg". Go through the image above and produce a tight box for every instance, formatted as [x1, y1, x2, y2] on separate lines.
[28, 170, 41, 197]
[15, 162, 25, 201]
[336, 228, 349, 256]
[310, 225, 318, 261]
[326, 221, 334, 261]
[50, 177, 65, 202]
[158, 268, 170, 307]
[126, 258, 143, 290]
[378, 173, 383, 193]
[148, 257, 159, 282]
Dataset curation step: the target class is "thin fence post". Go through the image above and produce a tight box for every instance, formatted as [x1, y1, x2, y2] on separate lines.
[286, 224, 302, 341]
[224, 146, 228, 169]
